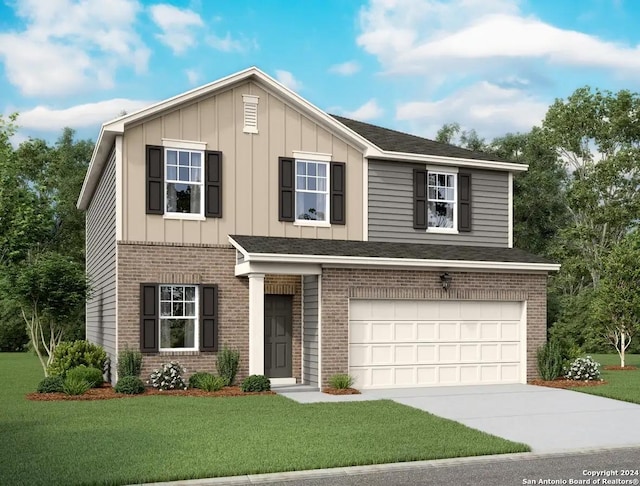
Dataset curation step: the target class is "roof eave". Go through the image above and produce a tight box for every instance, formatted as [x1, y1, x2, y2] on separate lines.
[365, 148, 528, 172]
[77, 125, 119, 210]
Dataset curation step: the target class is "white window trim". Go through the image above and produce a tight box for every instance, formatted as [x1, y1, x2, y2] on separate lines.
[294, 159, 330, 226]
[159, 284, 199, 352]
[426, 169, 458, 233]
[164, 147, 205, 218]
[293, 151, 332, 162]
[162, 138, 207, 151]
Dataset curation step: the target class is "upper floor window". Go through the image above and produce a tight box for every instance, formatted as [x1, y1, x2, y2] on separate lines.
[427, 172, 457, 230]
[165, 149, 204, 215]
[296, 160, 329, 222]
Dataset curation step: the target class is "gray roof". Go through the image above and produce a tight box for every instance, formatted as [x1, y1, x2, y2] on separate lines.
[230, 235, 554, 265]
[330, 115, 513, 163]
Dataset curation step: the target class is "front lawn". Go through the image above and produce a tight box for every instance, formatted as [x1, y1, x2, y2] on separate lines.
[1, 353, 528, 485]
[570, 353, 640, 404]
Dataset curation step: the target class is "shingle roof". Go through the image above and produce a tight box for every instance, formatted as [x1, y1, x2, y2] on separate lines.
[330, 115, 514, 163]
[230, 235, 554, 265]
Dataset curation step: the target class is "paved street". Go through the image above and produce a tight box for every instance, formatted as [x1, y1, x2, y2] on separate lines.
[170, 447, 640, 486]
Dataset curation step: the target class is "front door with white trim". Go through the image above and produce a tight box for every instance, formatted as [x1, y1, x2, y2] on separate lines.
[264, 295, 293, 378]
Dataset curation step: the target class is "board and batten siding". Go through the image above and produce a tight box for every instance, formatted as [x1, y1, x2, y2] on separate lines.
[122, 80, 364, 245]
[302, 275, 319, 387]
[86, 147, 117, 371]
[368, 160, 509, 247]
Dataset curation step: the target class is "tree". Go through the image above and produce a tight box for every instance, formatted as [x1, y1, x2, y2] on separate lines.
[591, 231, 640, 367]
[6, 252, 88, 375]
[436, 122, 460, 144]
[543, 87, 640, 288]
[435, 122, 487, 151]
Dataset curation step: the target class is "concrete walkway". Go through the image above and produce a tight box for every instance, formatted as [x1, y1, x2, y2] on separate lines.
[279, 384, 640, 452]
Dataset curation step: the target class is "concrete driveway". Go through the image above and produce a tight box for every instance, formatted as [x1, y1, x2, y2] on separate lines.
[361, 384, 640, 452]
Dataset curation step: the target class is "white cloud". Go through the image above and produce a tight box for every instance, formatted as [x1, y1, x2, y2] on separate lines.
[0, 0, 150, 97]
[149, 4, 203, 55]
[357, 0, 640, 76]
[396, 81, 548, 139]
[344, 99, 384, 121]
[275, 70, 302, 92]
[185, 69, 201, 86]
[206, 33, 252, 52]
[329, 61, 361, 76]
[15, 98, 153, 131]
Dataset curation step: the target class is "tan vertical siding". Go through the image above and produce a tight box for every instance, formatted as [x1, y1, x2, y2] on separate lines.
[121, 80, 364, 244]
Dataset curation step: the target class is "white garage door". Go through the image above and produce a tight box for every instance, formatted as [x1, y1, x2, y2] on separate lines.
[349, 300, 526, 389]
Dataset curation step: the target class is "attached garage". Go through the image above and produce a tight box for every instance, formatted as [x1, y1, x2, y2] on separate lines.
[349, 299, 526, 389]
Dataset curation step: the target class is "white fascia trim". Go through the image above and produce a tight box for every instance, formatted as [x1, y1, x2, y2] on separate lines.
[241, 252, 560, 272]
[362, 158, 368, 241]
[508, 172, 514, 248]
[228, 236, 250, 260]
[77, 126, 117, 209]
[235, 261, 322, 277]
[293, 150, 332, 162]
[368, 149, 529, 172]
[115, 135, 123, 241]
[162, 138, 207, 151]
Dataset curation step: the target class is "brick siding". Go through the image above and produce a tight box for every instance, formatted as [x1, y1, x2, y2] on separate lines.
[320, 268, 548, 387]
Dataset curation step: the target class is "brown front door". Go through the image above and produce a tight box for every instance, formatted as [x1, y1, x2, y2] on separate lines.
[264, 295, 293, 378]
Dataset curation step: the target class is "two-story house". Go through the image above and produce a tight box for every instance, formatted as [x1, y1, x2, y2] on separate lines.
[78, 67, 558, 389]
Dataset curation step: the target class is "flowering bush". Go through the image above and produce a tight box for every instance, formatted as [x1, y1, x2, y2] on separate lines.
[148, 361, 187, 390]
[565, 356, 601, 381]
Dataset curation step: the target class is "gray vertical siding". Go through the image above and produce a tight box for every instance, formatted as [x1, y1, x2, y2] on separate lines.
[368, 160, 509, 247]
[302, 275, 319, 387]
[86, 147, 117, 377]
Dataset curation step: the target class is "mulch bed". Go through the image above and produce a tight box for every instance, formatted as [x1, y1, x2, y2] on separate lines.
[26, 384, 275, 401]
[322, 387, 361, 395]
[529, 379, 607, 389]
[604, 365, 638, 371]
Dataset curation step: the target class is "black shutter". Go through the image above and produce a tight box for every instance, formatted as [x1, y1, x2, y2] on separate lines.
[330, 162, 346, 225]
[204, 150, 222, 218]
[279, 157, 295, 222]
[458, 172, 472, 232]
[146, 145, 164, 214]
[200, 285, 218, 352]
[140, 284, 159, 353]
[413, 169, 428, 229]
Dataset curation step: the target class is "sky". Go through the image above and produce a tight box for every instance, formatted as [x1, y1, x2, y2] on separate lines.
[1, 0, 640, 145]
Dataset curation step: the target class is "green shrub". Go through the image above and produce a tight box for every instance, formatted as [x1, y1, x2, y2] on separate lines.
[188, 371, 212, 389]
[565, 356, 601, 381]
[117, 348, 142, 378]
[48, 340, 107, 377]
[216, 347, 240, 386]
[114, 376, 145, 395]
[536, 339, 563, 381]
[66, 365, 103, 388]
[37, 376, 64, 393]
[199, 374, 225, 392]
[63, 376, 91, 396]
[328, 373, 354, 389]
[240, 374, 270, 392]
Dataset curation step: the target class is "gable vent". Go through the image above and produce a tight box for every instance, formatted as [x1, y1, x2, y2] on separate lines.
[242, 94, 259, 134]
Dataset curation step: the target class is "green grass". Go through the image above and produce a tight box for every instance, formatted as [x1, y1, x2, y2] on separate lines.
[569, 353, 640, 404]
[1, 353, 528, 486]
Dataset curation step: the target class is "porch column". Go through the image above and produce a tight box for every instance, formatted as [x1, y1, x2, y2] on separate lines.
[248, 273, 265, 375]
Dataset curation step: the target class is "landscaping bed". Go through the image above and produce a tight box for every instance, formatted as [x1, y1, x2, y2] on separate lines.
[322, 387, 361, 395]
[529, 379, 607, 389]
[26, 383, 275, 401]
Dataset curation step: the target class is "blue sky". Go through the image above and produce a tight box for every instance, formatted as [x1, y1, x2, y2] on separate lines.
[1, 0, 640, 144]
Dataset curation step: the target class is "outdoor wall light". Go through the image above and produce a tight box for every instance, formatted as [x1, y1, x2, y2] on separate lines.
[440, 272, 452, 291]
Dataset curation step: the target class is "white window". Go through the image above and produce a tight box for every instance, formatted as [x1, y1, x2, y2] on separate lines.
[296, 160, 329, 222]
[159, 285, 198, 351]
[165, 149, 204, 215]
[428, 172, 457, 230]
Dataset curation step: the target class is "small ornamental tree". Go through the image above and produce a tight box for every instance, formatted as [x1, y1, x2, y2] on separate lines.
[591, 230, 640, 367]
[8, 251, 88, 376]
